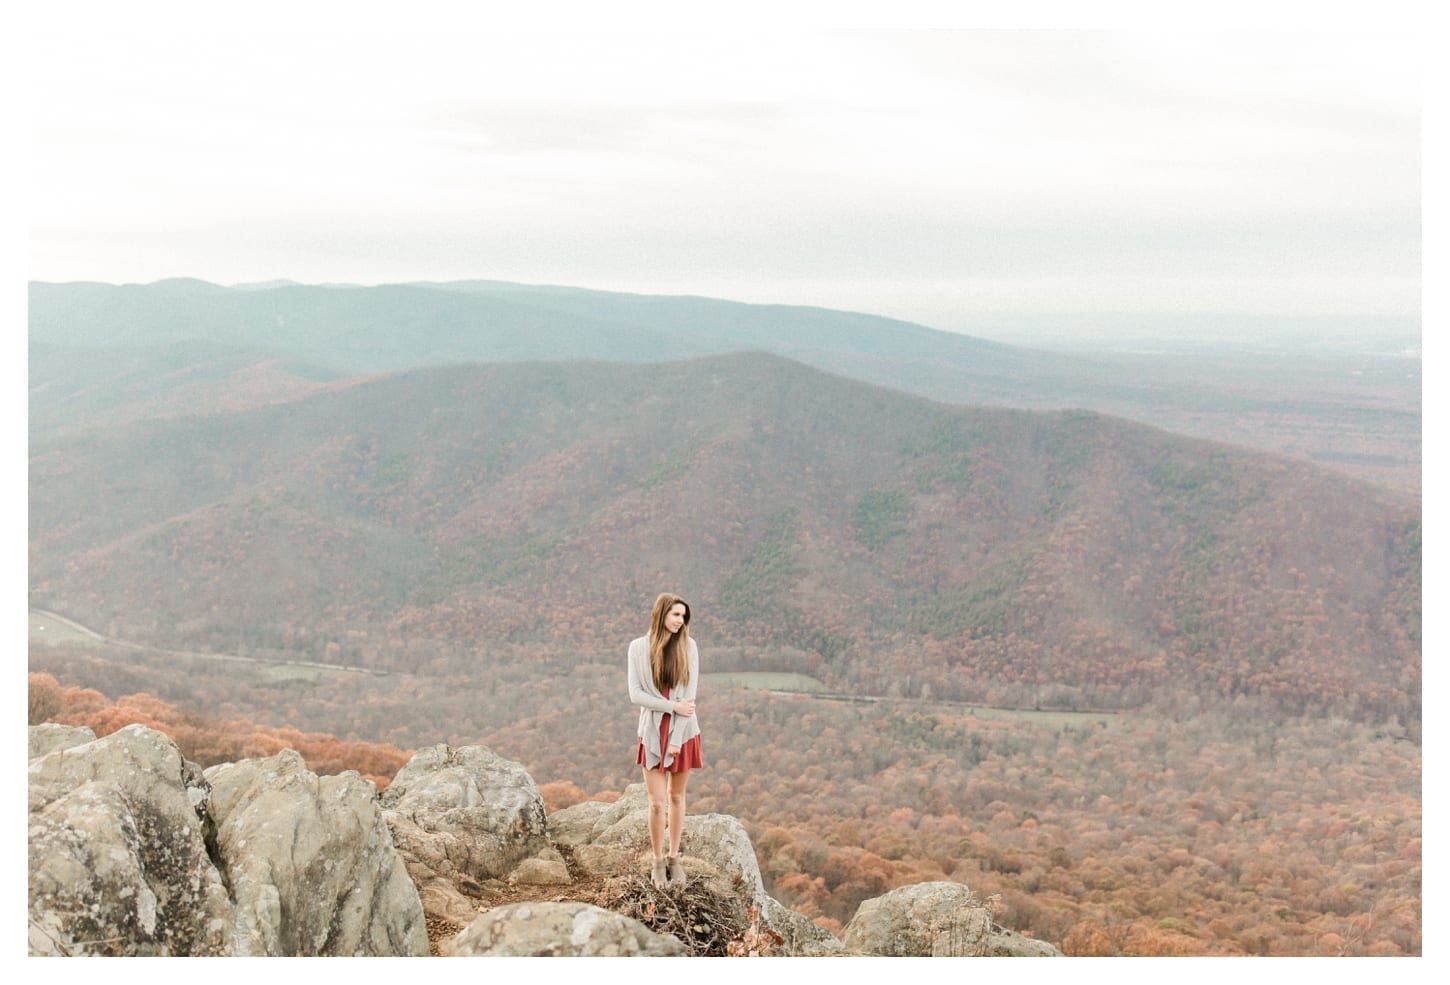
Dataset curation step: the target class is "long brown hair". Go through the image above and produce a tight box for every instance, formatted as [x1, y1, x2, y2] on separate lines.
[648, 593, 691, 692]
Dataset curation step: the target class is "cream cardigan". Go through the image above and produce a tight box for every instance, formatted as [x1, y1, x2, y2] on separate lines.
[628, 635, 700, 769]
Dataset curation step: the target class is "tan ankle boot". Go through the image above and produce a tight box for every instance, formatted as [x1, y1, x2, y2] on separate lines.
[651, 857, 668, 889]
[667, 855, 686, 887]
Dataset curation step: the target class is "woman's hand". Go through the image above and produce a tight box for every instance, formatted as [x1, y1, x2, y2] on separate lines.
[667, 744, 681, 758]
[672, 698, 696, 717]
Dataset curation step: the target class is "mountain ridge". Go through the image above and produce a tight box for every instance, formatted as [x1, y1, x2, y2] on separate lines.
[29, 350, 1419, 722]
[30, 277, 1419, 495]
[27, 277, 1044, 379]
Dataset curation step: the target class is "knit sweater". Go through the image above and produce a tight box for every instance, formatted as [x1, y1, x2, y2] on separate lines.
[628, 635, 700, 769]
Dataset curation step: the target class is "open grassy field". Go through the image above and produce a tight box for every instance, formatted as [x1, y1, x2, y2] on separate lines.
[947, 704, 1122, 730]
[703, 671, 1125, 728]
[30, 608, 368, 685]
[30, 609, 103, 646]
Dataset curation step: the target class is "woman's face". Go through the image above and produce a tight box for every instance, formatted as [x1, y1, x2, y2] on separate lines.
[663, 603, 687, 635]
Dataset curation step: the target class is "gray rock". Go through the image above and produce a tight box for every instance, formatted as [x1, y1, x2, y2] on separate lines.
[547, 783, 842, 955]
[28, 722, 95, 761]
[679, 812, 841, 956]
[380, 743, 550, 883]
[544, 791, 642, 878]
[843, 880, 1062, 956]
[452, 902, 685, 956]
[547, 783, 649, 847]
[417, 881, 484, 939]
[508, 857, 571, 886]
[28, 724, 232, 955]
[378, 743, 553, 952]
[564, 842, 636, 879]
[974, 924, 1064, 957]
[205, 749, 428, 956]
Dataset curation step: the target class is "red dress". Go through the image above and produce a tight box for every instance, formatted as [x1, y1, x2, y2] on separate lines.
[637, 686, 704, 772]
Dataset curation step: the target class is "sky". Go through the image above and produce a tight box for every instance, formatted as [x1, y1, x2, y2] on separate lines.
[22, 3, 1426, 344]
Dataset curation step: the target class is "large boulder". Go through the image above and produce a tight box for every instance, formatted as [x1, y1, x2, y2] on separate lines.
[378, 743, 553, 938]
[545, 790, 633, 849]
[28, 724, 232, 955]
[380, 744, 550, 880]
[452, 902, 685, 956]
[843, 880, 1062, 956]
[544, 784, 644, 878]
[547, 783, 841, 956]
[205, 749, 428, 956]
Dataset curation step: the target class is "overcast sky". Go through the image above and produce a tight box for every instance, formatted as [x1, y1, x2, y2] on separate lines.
[25, 4, 1425, 342]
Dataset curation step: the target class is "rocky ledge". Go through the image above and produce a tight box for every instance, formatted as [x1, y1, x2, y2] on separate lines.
[28, 722, 1061, 957]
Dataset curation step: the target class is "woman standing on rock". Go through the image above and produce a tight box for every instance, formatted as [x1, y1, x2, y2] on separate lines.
[628, 592, 702, 889]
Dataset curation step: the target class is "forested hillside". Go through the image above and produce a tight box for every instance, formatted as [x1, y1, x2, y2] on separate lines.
[30, 351, 1418, 722]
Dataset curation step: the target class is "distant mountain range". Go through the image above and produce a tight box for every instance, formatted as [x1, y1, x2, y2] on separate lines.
[28, 278, 1421, 494]
[27, 277, 1089, 407]
[29, 325, 1420, 721]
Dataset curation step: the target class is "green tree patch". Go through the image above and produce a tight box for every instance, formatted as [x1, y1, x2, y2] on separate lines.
[855, 489, 913, 551]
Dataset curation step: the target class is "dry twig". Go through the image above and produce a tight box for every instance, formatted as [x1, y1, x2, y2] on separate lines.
[601, 870, 760, 956]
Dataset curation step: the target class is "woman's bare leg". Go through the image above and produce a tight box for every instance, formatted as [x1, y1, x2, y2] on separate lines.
[667, 769, 690, 857]
[643, 767, 668, 860]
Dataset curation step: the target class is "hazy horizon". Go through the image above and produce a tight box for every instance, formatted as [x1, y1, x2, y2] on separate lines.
[26, 10, 1422, 348]
[25, 273, 1422, 357]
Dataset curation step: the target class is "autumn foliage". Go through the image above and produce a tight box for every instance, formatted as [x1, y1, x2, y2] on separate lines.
[29, 643, 1421, 958]
[466, 667, 1422, 957]
[29, 672, 411, 789]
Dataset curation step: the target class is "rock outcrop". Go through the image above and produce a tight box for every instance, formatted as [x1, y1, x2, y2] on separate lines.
[205, 749, 430, 956]
[28, 724, 427, 957]
[547, 783, 842, 956]
[843, 880, 1062, 956]
[453, 902, 686, 956]
[378, 742, 553, 935]
[29, 726, 1059, 958]
[28, 724, 233, 955]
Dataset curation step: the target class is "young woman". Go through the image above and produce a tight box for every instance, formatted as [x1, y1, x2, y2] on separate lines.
[627, 592, 703, 888]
